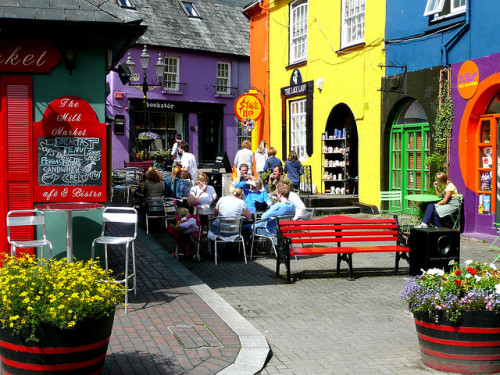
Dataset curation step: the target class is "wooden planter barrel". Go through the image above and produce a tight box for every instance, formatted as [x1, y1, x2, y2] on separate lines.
[0, 311, 114, 375]
[414, 311, 500, 374]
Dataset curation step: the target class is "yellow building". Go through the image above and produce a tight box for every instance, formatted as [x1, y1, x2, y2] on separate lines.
[267, 0, 385, 206]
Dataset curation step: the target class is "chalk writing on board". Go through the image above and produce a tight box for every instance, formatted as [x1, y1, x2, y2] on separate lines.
[38, 137, 102, 186]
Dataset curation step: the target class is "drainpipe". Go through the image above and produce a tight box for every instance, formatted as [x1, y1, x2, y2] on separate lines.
[441, 0, 471, 67]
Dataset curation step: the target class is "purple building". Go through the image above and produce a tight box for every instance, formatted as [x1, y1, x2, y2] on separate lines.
[106, 0, 250, 170]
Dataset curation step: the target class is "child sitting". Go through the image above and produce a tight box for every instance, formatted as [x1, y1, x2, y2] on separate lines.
[168, 207, 200, 259]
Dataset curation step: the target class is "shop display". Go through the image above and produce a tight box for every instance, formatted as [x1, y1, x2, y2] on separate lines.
[321, 131, 348, 194]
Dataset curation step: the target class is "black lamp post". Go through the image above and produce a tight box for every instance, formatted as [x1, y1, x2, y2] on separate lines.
[125, 45, 167, 160]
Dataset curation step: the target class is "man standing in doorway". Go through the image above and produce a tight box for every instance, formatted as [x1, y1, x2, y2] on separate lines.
[171, 134, 182, 167]
[178, 142, 198, 181]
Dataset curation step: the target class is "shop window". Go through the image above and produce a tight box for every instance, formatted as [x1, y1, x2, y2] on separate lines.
[477, 117, 497, 215]
[486, 93, 500, 114]
[164, 57, 180, 92]
[180, 1, 201, 18]
[424, 0, 466, 19]
[237, 125, 252, 149]
[216, 62, 231, 95]
[289, 0, 308, 65]
[290, 98, 307, 161]
[341, 0, 365, 49]
[389, 100, 430, 214]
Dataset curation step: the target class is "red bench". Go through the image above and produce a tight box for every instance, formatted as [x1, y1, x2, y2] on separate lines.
[124, 160, 154, 172]
[276, 215, 409, 283]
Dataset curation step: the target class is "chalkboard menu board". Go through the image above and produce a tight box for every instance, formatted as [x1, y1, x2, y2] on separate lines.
[38, 137, 102, 186]
[33, 96, 107, 203]
[212, 152, 232, 172]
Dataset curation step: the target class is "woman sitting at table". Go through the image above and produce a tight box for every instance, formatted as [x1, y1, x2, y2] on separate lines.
[209, 188, 251, 236]
[187, 172, 217, 210]
[164, 166, 185, 199]
[181, 171, 193, 198]
[416, 172, 460, 228]
[234, 177, 272, 214]
[140, 167, 164, 199]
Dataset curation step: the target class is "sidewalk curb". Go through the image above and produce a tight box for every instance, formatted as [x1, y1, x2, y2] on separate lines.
[160, 252, 270, 374]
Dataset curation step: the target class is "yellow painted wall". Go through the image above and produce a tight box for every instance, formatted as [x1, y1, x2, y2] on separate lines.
[267, 1, 385, 206]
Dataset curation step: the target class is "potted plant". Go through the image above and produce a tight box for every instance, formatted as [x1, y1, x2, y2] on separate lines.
[137, 132, 160, 160]
[0, 254, 124, 375]
[401, 260, 500, 374]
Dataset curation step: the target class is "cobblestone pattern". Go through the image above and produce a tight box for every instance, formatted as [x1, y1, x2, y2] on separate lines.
[101, 220, 240, 374]
[177, 229, 496, 375]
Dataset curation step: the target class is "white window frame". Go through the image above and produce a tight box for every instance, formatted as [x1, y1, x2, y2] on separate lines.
[216, 62, 231, 95]
[341, 0, 365, 49]
[180, 1, 201, 18]
[164, 56, 180, 92]
[289, 0, 308, 65]
[424, 0, 445, 16]
[450, 0, 466, 14]
[290, 99, 307, 161]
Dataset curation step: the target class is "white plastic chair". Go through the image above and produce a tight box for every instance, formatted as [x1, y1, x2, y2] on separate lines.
[208, 217, 247, 265]
[250, 214, 293, 260]
[7, 209, 53, 260]
[91, 207, 138, 313]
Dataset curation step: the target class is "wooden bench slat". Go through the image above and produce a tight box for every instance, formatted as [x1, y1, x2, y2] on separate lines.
[283, 230, 399, 238]
[290, 235, 399, 244]
[280, 224, 398, 231]
[290, 245, 409, 256]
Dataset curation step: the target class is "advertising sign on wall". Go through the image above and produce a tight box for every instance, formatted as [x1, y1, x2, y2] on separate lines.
[457, 60, 479, 100]
[33, 96, 107, 202]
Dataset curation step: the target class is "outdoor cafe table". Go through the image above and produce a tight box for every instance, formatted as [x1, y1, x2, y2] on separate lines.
[36, 202, 104, 262]
[404, 194, 440, 225]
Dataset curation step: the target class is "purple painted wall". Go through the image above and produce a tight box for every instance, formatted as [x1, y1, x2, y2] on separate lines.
[106, 46, 250, 170]
[451, 53, 500, 236]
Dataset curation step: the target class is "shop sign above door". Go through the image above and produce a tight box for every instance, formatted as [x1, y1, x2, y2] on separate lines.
[457, 60, 479, 100]
[0, 40, 61, 73]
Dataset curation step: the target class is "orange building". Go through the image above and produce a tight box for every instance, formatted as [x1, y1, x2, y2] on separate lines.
[243, 0, 270, 149]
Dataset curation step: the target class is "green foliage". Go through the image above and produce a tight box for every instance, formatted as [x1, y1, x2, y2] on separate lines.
[426, 80, 453, 172]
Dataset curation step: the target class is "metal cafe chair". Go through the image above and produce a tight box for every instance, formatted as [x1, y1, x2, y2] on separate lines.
[208, 216, 247, 265]
[7, 209, 54, 260]
[111, 169, 132, 204]
[145, 197, 167, 234]
[91, 207, 138, 313]
[380, 190, 403, 216]
[250, 214, 293, 260]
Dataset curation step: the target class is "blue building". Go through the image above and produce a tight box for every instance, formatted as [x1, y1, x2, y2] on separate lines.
[382, 0, 500, 237]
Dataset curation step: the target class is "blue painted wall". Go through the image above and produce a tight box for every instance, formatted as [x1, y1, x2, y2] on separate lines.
[385, 1, 500, 75]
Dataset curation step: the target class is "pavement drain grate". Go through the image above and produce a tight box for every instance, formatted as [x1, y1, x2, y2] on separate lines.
[168, 324, 223, 349]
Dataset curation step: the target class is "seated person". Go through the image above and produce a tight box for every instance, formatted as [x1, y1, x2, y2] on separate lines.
[229, 163, 252, 193]
[140, 167, 164, 199]
[187, 172, 217, 210]
[416, 172, 460, 228]
[153, 155, 165, 171]
[235, 177, 272, 214]
[209, 188, 251, 236]
[164, 166, 185, 199]
[288, 190, 306, 220]
[267, 164, 294, 198]
[242, 182, 295, 246]
[181, 171, 193, 198]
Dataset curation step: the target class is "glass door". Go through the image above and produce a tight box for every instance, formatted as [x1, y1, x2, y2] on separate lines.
[477, 116, 496, 215]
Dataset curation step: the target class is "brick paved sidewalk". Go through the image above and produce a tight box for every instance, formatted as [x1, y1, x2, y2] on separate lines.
[102, 221, 243, 374]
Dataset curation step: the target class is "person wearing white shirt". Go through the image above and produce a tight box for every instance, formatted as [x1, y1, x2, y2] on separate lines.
[288, 191, 306, 220]
[234, 140, 254, 176]
[187, 172, 217, 209]
[171, 134, 182, 166]
[178, 141, 198, 182]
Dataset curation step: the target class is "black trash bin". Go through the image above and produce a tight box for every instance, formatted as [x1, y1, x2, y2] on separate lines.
[409, 227, 460, 276]
[205, 171, 223, 200]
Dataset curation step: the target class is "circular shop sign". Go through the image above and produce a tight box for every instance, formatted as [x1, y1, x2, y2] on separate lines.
[457, 60, 479, 100]
[234, 94, 263, 121]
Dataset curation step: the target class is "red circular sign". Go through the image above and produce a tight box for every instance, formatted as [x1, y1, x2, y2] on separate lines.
[234, 94, 263, 121]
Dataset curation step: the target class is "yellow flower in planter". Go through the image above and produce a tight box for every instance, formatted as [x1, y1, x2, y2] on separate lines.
[0, 254, 124, 341]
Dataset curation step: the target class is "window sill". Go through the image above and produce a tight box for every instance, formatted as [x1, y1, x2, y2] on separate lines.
[286, 60, 307, 70]
[162, 90, 183, 96]
[215, 94, 234, 98]
[336, 42, 365, 54]
[426, 14, 465, 32]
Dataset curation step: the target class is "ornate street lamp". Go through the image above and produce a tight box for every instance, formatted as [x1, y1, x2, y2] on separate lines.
[126, 45, 167, 99]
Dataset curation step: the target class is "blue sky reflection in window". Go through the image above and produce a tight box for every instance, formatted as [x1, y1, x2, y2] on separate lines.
[181, 2, 201, 18]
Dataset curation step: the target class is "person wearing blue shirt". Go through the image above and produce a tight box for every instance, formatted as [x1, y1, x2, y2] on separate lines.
[284, 150, 304, 191]
[263, 147, 282, 172]
[235, 178, 272, 214]
[242, 182, 295, 246]
[164, 166, 185, 199]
